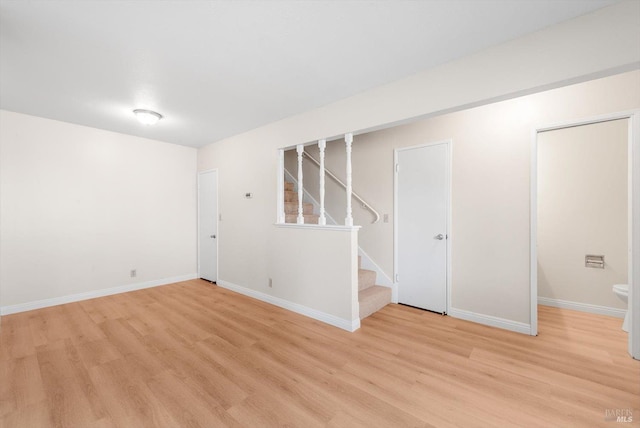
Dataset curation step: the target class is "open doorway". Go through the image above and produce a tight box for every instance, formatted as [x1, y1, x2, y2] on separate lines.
[531, 112, 640, 359]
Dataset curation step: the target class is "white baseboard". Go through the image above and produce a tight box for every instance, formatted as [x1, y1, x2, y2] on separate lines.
[217, 279, 360, 332]
[538, 296, 626, 318]
[448, 307, 531, 335]
[0, 273, 198, 315]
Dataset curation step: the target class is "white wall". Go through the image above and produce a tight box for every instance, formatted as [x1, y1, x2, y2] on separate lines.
[280, 72, 639, 325]
[198, 2, 640, 329]
[215, 224, 359, 331]
[267, 226, 358, 326]
[0, 110, 197, 311]
[537, 120, 628, 309]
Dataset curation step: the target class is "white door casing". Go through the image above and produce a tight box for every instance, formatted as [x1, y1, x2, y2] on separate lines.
[531, 111, 639, 360]
[198, 170, 218, 282]
[395, 141, 450, 313]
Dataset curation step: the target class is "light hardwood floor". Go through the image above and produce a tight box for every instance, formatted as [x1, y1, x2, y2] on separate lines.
[1, 279, 638, 427]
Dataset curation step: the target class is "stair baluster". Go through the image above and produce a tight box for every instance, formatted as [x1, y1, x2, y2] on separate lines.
[345, 133, 353, 227]
[296, 144, 304, 224]
[318, 139, 327, 226]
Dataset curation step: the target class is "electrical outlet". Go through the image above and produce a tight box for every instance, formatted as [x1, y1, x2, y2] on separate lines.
[268, 278, 273, 288]
[130, 269, 137, 278]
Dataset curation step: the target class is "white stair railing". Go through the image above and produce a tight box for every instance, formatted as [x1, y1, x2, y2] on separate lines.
[281, 133, 380, 226]
[301, 143, 381, 225]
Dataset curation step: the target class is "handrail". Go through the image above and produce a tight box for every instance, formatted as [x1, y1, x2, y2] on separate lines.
[302, 151, 380, 224]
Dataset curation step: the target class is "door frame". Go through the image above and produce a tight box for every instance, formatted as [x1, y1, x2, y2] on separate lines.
[393, 139, 452, 313]
[530, 111, 639, 359]
[197, 169, 219, 282]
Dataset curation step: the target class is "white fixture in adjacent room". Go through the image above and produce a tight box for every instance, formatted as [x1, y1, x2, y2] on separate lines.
[613, 284, 629, 332]
[133, 109, 163, 125]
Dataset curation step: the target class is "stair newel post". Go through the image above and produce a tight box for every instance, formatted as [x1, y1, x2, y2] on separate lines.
[277, 149, 285, 224]
[345, 133, 354, 226]
[296, 144, 305, 224]
[318, 139, 327, 225]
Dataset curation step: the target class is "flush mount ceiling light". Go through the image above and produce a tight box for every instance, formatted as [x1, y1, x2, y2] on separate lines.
[133, 109, 163, 125]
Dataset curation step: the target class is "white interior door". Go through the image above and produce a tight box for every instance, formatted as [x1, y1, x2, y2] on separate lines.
[396, 142, 449, 313]
[198, 170, 218, 282]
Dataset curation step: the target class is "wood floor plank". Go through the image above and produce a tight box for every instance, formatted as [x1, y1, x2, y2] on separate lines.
[0, 315, 36, 361]
[73, 338, 123, 369]
[59, 303, 106, 343]
[147, 370, 243, 428]
[469, 347, 639, 408]
[87, 359, 179, 428]
[1, 279, 639, 427]
[78, 296, 127, 325]
[1, 400, 53, 428]
[0, 354, 46, 418]
[156, 338, 249, 409]
[37, 342, 102, 427]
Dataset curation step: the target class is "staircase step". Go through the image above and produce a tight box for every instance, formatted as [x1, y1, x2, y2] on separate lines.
[358, 268, 376, 291]
[359, 286, 392, 320]
[284, 181, 294, 191]
[284, 201, 313, 215]
[285, 214, 319, 224]
[284, 190, 298, 202]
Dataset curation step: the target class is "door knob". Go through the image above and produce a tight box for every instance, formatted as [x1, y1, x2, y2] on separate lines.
[434, 234, 444, 240]
[210, 234, 216, 239]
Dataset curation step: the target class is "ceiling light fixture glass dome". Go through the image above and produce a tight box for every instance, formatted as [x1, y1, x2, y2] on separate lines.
[133, 109, 163, 125]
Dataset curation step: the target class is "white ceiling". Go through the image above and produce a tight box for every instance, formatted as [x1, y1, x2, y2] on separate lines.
[0, 0, 620, 148]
